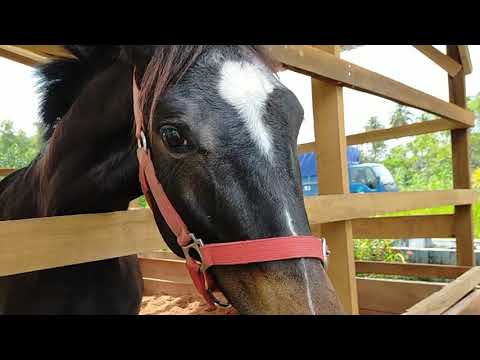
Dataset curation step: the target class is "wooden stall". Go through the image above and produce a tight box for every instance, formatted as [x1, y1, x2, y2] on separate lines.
[0, 45, 477, 315]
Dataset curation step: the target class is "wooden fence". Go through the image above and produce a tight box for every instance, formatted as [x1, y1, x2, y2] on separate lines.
[0, 45, 476, 314]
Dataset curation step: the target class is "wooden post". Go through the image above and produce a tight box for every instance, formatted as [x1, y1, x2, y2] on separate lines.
[311, 45, 359, 314]
[447, 45, 475, 267]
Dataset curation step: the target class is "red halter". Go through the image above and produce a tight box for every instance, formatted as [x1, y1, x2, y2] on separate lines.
[133, 73, 329, 310]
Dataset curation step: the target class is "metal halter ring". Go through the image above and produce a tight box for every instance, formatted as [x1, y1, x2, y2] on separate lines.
[322, 237, 330, 270]
[181, 234, 232, 309]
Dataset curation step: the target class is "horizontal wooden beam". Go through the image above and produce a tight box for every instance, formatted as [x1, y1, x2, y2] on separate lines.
[355, 261, 470, 279]
[413, 45, 462, 77]
[457, 46, 473, 75]
[0, 209, 164, 277]
[351, 214, 455, 239]
[13, 45, 75, 60]
[305, 189, 476, 225]
[0, 190, 475, 276]
[0, 168, 15, 177]
[0, 47, 47, 67]
[0, 45, 75, 67]
[358, 277, 445, 314]
[404, 267, 480, 315]
[443, 289, 480, 315]
[139, 257, 190, 284]
[298, 118, 467, 154]
[266, 45, 474, 126]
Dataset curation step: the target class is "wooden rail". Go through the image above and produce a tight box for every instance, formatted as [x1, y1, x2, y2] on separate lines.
[0, 209, 162, 277]
[413, 46, 462, 77]
[404, 267, 480, 315]
[355, 261, 470, 279]
[0, 168, 15, 177]
[0, 189, 476, 277]
[350, 214, 455, 239]
[304, 189, 476, 225]
[264, 45, 474, 127]
[297, 118, 467, 154]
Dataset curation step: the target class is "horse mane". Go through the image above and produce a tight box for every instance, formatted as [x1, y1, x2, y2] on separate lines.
[35, 46, 120, 141]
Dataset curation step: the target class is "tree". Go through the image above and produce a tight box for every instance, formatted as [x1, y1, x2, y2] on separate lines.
[363, 116, 387, 163]
[390, 104, 413, 127]
[0, 119, 40, 169]
[468, 92, 480, 132]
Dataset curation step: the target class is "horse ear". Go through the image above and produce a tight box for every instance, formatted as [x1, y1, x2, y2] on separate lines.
[121, 46, 156, 85]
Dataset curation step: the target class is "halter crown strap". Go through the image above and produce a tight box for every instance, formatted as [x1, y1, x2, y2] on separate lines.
[133, 73, 191, 247]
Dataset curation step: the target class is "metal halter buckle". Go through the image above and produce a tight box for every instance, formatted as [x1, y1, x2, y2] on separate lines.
[181, 234, 232, 309]
[137, 131, 147, 151]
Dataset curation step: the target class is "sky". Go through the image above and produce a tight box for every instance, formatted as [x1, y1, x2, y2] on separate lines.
[1, 45, 479, 146]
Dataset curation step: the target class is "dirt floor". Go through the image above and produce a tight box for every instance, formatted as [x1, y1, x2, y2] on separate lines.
[140, 294, 238, 315]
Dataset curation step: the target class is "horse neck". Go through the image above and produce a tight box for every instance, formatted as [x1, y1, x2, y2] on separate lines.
[35, 62, 142, 217]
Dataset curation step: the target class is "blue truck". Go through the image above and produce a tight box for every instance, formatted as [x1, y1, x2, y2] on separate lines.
[298, 147, 398, 196]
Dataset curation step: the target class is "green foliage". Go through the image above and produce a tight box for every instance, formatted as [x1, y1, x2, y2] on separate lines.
[390, 104, 413, 127]
[354, 238, 406, 263]
[0, 119, 41, 169]
[383, 132, 453, 191]
[363, 116, 387, 162]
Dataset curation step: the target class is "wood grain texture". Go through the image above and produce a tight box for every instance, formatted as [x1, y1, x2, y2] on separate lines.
[413, 45, 462, 76]
[355, 261, 470, 279]
[351, 215, 455, 239]
[358, 277, 445, 314]
[404, 267, 480, 315]
[447, 45, 475, 267]
[265, 45, 474, 126]
[0, 209, 165, 277]
[312, 45, 358, 314]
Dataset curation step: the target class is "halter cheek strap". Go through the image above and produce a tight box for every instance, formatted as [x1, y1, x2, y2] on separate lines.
[132, 71, 329, 311]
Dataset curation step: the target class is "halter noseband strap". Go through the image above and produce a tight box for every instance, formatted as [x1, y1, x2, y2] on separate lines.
[132, 71, 329, 310]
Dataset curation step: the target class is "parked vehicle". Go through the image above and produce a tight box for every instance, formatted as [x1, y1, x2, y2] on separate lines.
[298, 147, 398, 196]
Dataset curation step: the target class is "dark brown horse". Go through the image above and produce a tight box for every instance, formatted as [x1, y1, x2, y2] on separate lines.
[0, 46, 343, 315]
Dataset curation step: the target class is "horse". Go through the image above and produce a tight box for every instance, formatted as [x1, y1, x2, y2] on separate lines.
[0, 45, 344, 315]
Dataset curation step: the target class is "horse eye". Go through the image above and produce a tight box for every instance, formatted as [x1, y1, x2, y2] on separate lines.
[159, 125, 193, 153]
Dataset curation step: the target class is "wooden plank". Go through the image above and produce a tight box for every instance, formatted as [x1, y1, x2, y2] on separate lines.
[0, 45, 75, 67]
[359, 308, 395, 315]
[457, 46, 472, 75]
[312, 45, 358, 315]
[358, 277, 445, 314]
[265, 45, 474, 126]
[351, 215, 455, 239]
[139, 250, 182, 261]
[355, 261, 470, 279]
[404, 266, 480, 315]
[298, 118, 466, 153]
[0, 48, 42, 67]
[139, 258, 190, 284]
[143, 278, 197, 297]
[443, 289, 480, 315]
[413, 45, 462, 77]
[447, 45, 475, 267]
[13, 45, 75, 60]
[0, 190, 475, 276]
[304, 189, 476, 225]
[0, 45, 50, 66]
[0, 209, 166, 277]
[0, 168, 15, 177]
[347, 118, 466, 146]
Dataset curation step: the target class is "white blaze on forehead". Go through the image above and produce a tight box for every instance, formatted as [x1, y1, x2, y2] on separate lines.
[218, 61, 276, 162]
